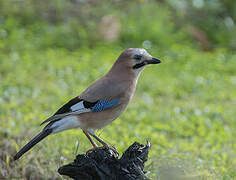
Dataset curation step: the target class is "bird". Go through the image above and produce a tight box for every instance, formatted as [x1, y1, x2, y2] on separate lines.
[14, 48, 161, 160]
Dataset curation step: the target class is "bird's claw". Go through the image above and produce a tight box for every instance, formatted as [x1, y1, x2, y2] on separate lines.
[86, 145, 119, 158]
[105, 145, 119, 158]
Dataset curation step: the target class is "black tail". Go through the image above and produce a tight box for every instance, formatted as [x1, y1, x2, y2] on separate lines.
[14, 129, 52, 160]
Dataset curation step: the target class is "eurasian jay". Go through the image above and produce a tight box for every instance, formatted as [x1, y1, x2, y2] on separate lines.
[14, 48, 161, 160]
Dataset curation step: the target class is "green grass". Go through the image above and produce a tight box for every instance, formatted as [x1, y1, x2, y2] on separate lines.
[0, 1, 236, 179]
[1, 46, 235, 179]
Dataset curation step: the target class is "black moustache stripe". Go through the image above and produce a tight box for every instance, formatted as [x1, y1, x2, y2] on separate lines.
[133, 62, 146, 69]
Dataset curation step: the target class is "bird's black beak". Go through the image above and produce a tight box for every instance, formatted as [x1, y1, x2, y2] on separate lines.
[133, 57, 162, 69]
[146, 57, 162, 64]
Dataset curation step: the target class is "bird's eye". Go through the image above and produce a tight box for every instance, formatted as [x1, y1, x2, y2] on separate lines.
[134, 54, 142, 61]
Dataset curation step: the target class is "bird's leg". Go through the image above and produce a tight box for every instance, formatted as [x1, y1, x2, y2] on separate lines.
[88, 132, 119, 157]
[83, 130, 98, 148]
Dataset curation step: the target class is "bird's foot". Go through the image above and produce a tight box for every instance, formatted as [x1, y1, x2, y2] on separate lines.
[86, 145, 119, 158]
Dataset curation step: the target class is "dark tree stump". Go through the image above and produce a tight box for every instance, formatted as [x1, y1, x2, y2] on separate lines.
[58, 142, 151, 180]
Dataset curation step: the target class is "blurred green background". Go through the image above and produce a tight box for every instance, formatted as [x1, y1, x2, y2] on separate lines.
[0, 0, 236, 179]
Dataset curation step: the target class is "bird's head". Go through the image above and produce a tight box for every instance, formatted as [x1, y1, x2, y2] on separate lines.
[117, 48, 161, 75]
[108, 48, 161, 79]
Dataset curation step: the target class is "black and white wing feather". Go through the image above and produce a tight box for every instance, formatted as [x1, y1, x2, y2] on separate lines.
[41, 96, 119, 125]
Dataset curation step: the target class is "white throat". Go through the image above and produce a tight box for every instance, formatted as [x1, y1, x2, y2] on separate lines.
[134, 66, 145, 79]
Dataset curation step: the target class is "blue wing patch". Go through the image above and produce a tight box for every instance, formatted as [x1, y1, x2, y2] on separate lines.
[91, 98, 120, 112]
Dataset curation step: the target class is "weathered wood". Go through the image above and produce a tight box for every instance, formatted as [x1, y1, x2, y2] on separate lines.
[58, 142, 150, 180]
